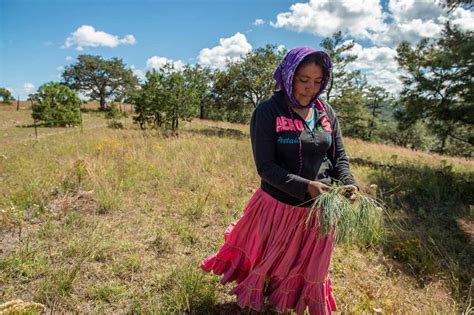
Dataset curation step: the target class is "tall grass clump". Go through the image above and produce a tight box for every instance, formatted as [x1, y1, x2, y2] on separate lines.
[159, 261, 218, 313]
[307, 185, 385, 246]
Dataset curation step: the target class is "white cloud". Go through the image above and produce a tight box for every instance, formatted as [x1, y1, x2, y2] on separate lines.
[56, 66, 64, 72]
[146, 56, 185, 71]
[253, 18, 265, 26]
[372, 0, 473, 45]
[271, 0, 387, 39]
[450, 7, 474, 31]
[198, 32, 252, 69]
[371, 18, 444, 45]
[269, 0, 473, 94]
[63, 25, 136, 50]
[388, 0, 445, 23]
[120, 34, 136, 45]
[65, 56, 73, 61]
[344, 42, 402, 94]
[130, 65, 146, 81]
[398, 19, 443, 38]
[22, 83, 35, 95]
[6, 87, 15, 95]
[366, 0, 445, 45]
[271, 0, 473, 47]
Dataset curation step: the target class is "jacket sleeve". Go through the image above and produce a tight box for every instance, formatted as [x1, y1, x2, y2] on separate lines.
[250, 105, 310, 201]
[327, 108, 358, 187]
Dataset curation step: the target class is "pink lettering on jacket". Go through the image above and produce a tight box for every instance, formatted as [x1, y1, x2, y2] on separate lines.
[276, 116, 305, 132]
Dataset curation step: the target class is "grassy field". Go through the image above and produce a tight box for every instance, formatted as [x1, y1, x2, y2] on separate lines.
[0, 105, 472, 314]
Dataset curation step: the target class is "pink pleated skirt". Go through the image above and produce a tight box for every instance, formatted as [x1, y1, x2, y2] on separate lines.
[201, 188, 337, 314]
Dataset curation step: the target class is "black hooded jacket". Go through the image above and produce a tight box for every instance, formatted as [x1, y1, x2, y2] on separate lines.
[250, 91, 357, 207]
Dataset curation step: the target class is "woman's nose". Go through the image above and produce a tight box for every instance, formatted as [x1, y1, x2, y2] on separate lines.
[306, 82, 318, 91]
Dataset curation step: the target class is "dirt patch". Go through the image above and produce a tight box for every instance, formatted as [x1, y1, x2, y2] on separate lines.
[47, 190, 97, 217]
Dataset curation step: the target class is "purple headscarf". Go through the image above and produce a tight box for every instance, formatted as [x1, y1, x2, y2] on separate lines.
[273, 46, 332, 109]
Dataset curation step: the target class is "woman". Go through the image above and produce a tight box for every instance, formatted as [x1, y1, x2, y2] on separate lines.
[201, 46, 358, 314]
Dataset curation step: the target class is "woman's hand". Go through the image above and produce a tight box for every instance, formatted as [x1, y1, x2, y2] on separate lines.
[341, 185, 358, 203]
[307, 181, 330, 199]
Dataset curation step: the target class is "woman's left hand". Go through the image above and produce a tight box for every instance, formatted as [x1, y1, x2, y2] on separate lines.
[342, 185, 358, 203]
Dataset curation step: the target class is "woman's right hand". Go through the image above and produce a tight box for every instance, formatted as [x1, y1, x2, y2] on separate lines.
[307, 181, 331, 199]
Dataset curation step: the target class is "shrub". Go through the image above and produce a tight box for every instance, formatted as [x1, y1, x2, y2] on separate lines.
[0, 87, 14, 104]
[105, 103, 127, 119]
[31, 82, 81, 127]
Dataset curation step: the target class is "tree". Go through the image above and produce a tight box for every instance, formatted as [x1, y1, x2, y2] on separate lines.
[210, 66, 249, 123]
[440, 0, 473, 12]
[163, 65, 199, 131]
[132, 63, 199, 132]
[332, 88, 372, 139]
[210, 45, 285, 123]
[131, 70, 166, 129]
[235, 45, 285, 108]
[62, 55, 139, 111]
[365, 86, 390, 140]
[182, 65, 212, 119]
[396, 24, 473, 155]
[0, 88, 14, 104]
[31, 82, 82, 127]
[320, 31, 360, 102]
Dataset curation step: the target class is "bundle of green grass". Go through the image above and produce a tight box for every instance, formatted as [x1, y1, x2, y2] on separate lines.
[306, 184, 385, 247]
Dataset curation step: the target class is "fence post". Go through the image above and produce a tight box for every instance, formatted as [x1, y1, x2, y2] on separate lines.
[34, 117, 38, 140]
[79, 105, 84, 133]
[16, 96, 20, 111]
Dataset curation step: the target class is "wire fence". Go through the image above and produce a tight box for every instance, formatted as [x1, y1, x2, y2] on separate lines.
[1, 100, 134, 143]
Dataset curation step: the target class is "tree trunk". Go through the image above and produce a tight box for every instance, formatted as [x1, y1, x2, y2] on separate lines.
[326, 75, 334, 102]
[99, 96, 107, 111]
[368, 103, 376, 139]
[200, 104, 205, 119]
[440, 136, 447, 154]
[154, 112, 162, 128]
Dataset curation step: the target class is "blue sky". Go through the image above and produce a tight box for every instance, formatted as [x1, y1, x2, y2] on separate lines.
[1, 0, 473, 99]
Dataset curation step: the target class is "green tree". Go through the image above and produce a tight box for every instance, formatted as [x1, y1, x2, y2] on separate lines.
[210, 66, 249, 123]
[132, 63, 199, 132]
[0, 88, 14, 104]
[320, 32, 375, 139]
[396, 24, 473, 155]
[320, 31, 360, 102]
[235, 45, 286, 108]
[31, 82, 82, 127]
[440, 0, 473, 12]
[378, 118, 431, 150]
[211, 45, 285, 123]
[164, 65, 199, 131]
[62, 55, 139, 111]
[182, 65, 213, 119]
[332, 88, 371, 139]
[131, 70, 166, 129]
[365, 86, 390, 140]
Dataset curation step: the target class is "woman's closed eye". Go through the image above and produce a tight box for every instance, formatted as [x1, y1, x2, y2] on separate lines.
[299, 78, 322, 84]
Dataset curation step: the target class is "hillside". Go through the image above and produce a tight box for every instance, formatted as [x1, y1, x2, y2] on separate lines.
[0, 108, 472, 314]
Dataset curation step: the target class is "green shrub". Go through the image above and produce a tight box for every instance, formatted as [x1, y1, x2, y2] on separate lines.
[31, 82, 81, 127]
[105, 103, 127, 120]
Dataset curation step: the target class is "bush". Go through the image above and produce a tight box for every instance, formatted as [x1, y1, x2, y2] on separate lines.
[107, 120, 124, 129]
[31, 82, 81, 127]
[105, 103, 127, 120]
[0, 87, 14, 104]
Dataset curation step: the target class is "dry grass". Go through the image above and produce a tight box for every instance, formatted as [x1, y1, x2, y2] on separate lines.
[0, 109, 470, 313]
[345, 137, 474, 173]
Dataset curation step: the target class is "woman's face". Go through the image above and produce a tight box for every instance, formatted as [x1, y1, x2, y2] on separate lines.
[293, 63, 323, 106]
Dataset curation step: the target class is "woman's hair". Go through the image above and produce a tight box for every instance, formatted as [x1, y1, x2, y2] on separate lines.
[295, 52, 329, 79]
